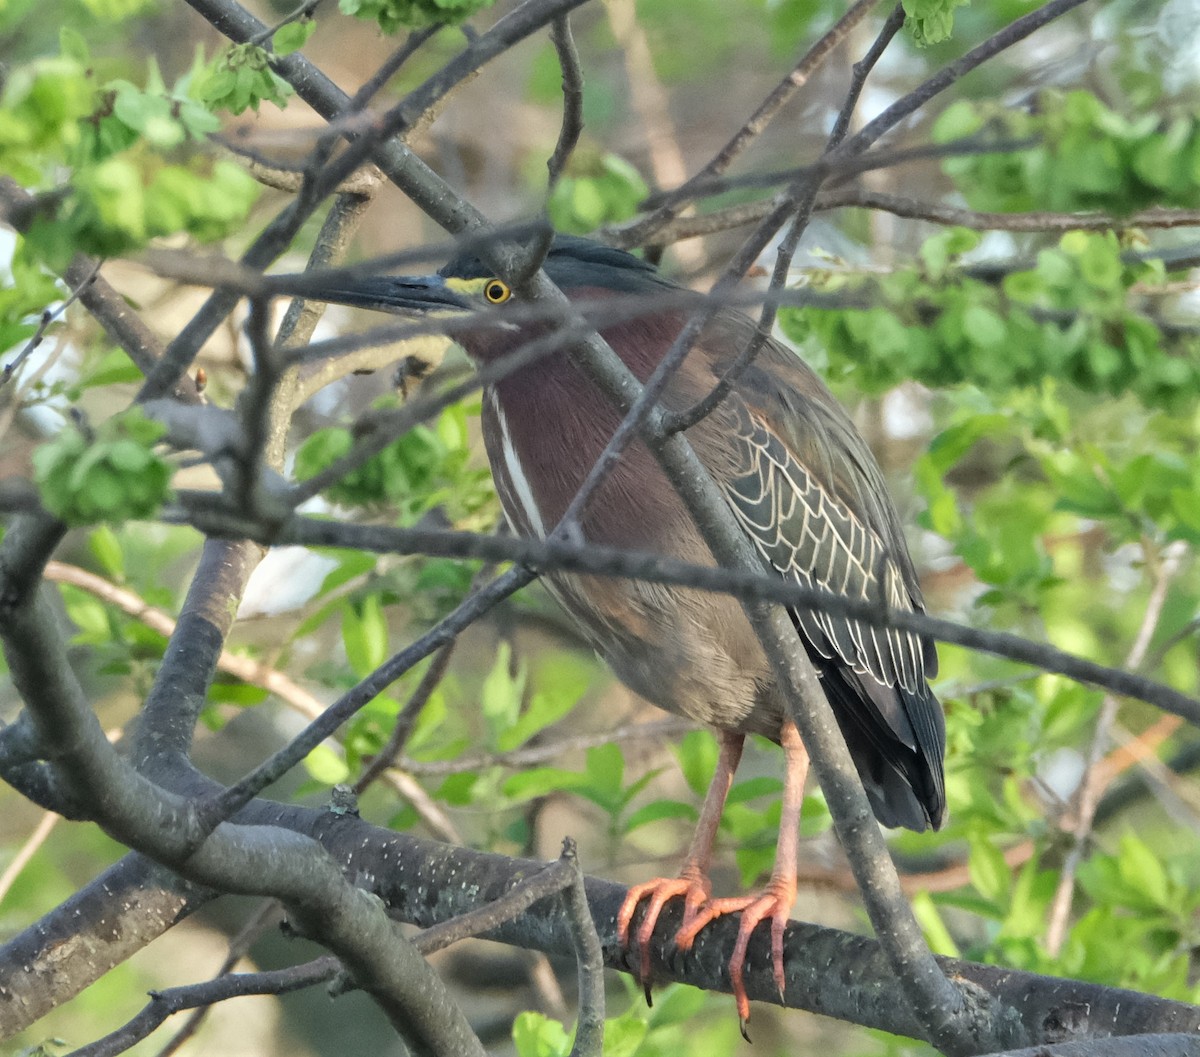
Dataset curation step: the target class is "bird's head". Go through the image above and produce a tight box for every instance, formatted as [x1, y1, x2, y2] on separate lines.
[300, 235, 676, 364]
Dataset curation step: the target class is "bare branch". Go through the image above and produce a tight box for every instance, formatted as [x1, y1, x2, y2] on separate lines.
[173, 513, 1200, 731]
[66, 958, 338, 1057]
[562, 839, 605, 1057]
[1044, 541, 1188, 956]
[547, 15, 584, 189]
[620, 0, 883, 245]
[0, 262, 99, 389]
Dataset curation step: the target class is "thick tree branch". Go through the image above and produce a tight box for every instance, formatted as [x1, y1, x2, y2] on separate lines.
[0, 579, 486, 1056]
[10, 796, 1200, 1047]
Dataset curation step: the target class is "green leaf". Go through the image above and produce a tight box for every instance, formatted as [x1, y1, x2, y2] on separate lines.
[911, 890, 960, 957]
[1117, 832, 1171, 911]
[512, 1011, 570, 1057]
[904, 0, 970, 46]
[624, 799, 696, 833]
[341, 595, 389, 677]
[59, 26, 90, 64]
[726, 776, 782, 804]
[582, 742, 624, 810]
[304, 744, 350, 784]
[502, 767, 587, 801]
[968, 835, 1011, 904]
[498, 654, 590, 751]
[32, 408, 169, 526]
[644, 983, 707, 1027]
[88, 525, 124, 577]
[272, 20, 316, 56]
[798, 792, 831, 838]
[602, 1010, 648, 1057]
[674, 729, 717, 799]
[481, 641, 527, 747]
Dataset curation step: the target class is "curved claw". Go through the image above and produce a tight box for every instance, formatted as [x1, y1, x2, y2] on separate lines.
[674, 878, 796, 1027]
[616, 867, 713, 999]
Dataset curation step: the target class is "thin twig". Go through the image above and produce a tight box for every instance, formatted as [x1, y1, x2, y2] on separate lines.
[198, 566, 535, 821]
[562, 838, 605, 1057]
[349, 26, 444, 111]
[605, 192, 1200, 248]
[619, 0, 881, 245]
[400, 717, 693, 776]
[247, 0, 320, 46]
[412, 850, 575, 955]
[664, 2, 905, 436]
[1044, 541, 1188, 956]
[640, 135, 1035, 212]
[171, 511, 1200, 730]
[152, 900, 284, 1057]
[0, 811, 60, 903]
[354, 640, 458, 793]
[0, 261, 100, 388]
[67, 957, 339, 1057]
[547, 15, 584, 189]
[603, 0, 703, 269]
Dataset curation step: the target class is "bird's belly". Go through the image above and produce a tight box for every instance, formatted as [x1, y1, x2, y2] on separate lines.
[544, 570, 785, 738]
[482, 385, 785, 738]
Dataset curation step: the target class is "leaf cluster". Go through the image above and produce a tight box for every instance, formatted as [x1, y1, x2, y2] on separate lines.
[1, 35, 260, 268]
[780, 228, 1200, 412]
[293, 403, 495, 526]
[336, 0, 494, 33]
[934, 90, 1200, 215]
[513, 984, 740, 1057]
[548, 152, 649, 234]
[32, 407, 171, 526]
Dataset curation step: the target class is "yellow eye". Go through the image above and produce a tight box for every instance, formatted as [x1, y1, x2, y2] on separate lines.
[484, 279, 511, 304]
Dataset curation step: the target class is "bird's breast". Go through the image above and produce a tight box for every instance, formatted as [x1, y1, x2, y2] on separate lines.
[481, 364, 688, 551]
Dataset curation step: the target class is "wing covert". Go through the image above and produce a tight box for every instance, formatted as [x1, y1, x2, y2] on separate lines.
[717, 400, 930, 701]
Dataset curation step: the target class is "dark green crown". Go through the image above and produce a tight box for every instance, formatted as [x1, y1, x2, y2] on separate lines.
[440, 235, 674, 293]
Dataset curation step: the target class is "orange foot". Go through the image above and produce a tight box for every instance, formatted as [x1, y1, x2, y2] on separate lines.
[674, 875, 797, 1039]
[616, 864, 713, 1002]
[618, 870, 796, 1038]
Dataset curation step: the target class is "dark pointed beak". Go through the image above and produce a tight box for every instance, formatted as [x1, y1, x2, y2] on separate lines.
[296, 274, 471, 315]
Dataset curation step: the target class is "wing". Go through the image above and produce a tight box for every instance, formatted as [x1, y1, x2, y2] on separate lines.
[690, 319, 946, 828]
[727, 402, 919, 675]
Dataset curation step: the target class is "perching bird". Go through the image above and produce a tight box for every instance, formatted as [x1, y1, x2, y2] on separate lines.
[304, 235, 945, 1027]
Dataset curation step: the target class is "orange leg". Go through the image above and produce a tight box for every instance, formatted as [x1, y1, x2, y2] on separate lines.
[616, 730, 745, 996]
[674, 720, 810, 1037]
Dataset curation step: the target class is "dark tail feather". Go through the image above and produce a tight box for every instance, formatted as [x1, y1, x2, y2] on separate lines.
[818, 664, 946, 832]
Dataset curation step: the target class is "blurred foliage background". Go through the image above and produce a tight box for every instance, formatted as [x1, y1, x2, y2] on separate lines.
[2, 0, 1200, 1055]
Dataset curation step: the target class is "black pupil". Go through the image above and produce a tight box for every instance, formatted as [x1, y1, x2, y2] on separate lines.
[487, 282, 504, 301]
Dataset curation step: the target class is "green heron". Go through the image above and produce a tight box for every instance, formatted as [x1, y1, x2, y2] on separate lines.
[305, 236, 945, 1025]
